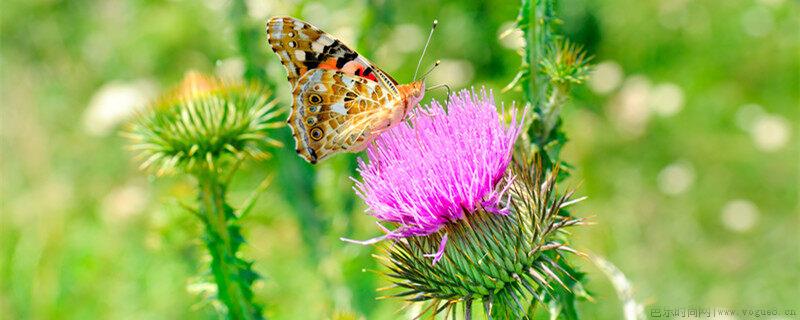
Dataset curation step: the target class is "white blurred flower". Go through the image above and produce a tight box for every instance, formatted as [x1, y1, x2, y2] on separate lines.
[10, 177, 74, 225]
[390, 24, 424, 54]
[497, 21, 524, 50]
[657, 160, 695, 195]
[741, 5, 774, 38]
[376, 23, 425, 73]
[83, 80, 157, 136]
[428, 59, 474, 89]
[736, 104, 791, 152]
[649, 83, 685, 116]
[101, 183, 148, 224]
[607, 75, 651, 137]
[751, 114, 791, 151]
[215, 57, 245, 81]
[757, 0, 785, 7]
[301, 2, 331, 27]
[375, 45, 402, 73]
[203, 0, 226, 11]
[589, 60, 624, 95]
[735, 103, 764, 130]
[246, 0, 272, 20]
[658, 0, 689, 30]
[721, 199, 759, 232]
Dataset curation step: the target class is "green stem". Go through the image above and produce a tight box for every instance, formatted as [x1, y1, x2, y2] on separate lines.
[532, 0, 556, 140]
[520, 0, 563, 168]
[541, 84, 568, 141]
[526, 0, 537, 104]
[197, 171, 263, 320]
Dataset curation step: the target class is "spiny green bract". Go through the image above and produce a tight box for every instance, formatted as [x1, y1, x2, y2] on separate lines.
[378, 155, 590, 319]
[125, 71, 283, 176]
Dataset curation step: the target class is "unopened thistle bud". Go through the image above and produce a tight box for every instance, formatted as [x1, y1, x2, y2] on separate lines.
[125, 71, 283, 176]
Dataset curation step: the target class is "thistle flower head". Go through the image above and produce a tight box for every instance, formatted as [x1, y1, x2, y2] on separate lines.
[125, 71, 283, 175]
[355, 89, 523, 244]
[380, 155, 589, 318]
[350, 89, 589, 318]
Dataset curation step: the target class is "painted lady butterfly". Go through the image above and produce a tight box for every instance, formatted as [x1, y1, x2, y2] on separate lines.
[267, 16, 427, 164]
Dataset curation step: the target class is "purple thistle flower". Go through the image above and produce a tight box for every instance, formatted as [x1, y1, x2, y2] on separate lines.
[352, 88, 524, 263]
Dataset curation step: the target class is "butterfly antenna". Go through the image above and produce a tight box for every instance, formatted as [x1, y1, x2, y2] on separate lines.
[420, 60, 441, 81]
[413, 19, 438, 81]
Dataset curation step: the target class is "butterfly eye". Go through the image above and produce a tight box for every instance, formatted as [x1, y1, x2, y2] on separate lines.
[310, 127, 324, 141]
[308, 105, 319, 113]
[306, 117, 317, 125]
[308, 93, 323, 104]
[288, 41, 296, 48]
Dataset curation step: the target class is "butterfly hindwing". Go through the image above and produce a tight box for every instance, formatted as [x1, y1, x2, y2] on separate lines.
[288, 68, 395, 164]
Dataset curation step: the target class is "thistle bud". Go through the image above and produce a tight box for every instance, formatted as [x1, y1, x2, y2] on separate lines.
[125, 71, 283, 175]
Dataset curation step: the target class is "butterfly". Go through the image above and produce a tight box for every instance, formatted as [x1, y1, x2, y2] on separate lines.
[267, 16, 428, 164]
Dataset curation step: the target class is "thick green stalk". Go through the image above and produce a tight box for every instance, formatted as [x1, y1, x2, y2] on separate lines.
[505, 0, 586, 318]
[519, 0, 564, 169]
[533, 0, 556, 141]
[525, 0, 538, 104]
[197, 171, 263, 320]
[522, 0, 554, 108]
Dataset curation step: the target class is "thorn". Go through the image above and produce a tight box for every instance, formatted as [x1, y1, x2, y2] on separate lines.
[539, 262, 569, 291]
[340, 235, 387, 245]
[560, 196, 588, 208]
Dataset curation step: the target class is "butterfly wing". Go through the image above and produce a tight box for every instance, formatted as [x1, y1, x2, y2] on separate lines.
[288, 68, 397, 164]
[267, 16, 399, 96]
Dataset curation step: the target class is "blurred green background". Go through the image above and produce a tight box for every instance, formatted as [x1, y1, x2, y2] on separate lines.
[2, 0, 798, 319]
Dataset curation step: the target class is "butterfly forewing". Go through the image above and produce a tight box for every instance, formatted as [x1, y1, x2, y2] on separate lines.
[267, 16, 399, 95]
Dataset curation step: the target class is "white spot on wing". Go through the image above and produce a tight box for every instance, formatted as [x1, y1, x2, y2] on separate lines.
[310, 69, 324, 81]
[312, 42, 324, 52]
[318, 35, 335, 46]
[331, 102, 347, 115]
[270, 21, 284, 35]
[294, 50, 306, 61]
[342, 77, 354, 87]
